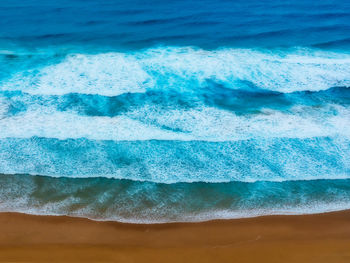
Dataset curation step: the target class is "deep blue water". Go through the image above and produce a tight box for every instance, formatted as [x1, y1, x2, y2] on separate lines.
[0, 0, 350, 222]
[1, 0, 350, 50]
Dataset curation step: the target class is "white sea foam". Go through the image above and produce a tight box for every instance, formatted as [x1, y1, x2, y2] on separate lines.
[2, 47, 350, 95]
[0, 110, 191, 141]
[0, 101, 8, 119]
[140, 47, 350, 93]
[0, 135, 349, 183]
[2, 53, 154, 96]
[0, 104, 349, 141]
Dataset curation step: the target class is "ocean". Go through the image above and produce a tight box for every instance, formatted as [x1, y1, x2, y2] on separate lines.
[0, 0, 350, 223]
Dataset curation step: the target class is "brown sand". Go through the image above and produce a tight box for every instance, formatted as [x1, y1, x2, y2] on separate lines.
[0, 211, 350, 262]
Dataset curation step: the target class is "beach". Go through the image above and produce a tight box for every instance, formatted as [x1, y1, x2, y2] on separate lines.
[1, 210, 350, 262]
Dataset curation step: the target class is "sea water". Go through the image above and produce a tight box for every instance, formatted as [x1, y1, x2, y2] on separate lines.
[0, 0, 350, 222]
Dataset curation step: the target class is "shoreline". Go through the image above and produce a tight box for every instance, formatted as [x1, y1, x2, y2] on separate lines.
[2, 206, 350, 224]
[1, 210, 350, 262]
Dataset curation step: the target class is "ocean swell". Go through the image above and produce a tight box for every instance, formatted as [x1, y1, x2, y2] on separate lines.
[2, 47, 350, 96]
[0, 137, 349, 183]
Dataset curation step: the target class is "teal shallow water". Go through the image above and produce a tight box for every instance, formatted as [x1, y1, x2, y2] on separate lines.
[1, 174, 350, 223]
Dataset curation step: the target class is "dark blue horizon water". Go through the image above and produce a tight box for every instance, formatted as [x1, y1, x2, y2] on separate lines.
[1, 0, 350, 51]
[0, 0, 350, 222]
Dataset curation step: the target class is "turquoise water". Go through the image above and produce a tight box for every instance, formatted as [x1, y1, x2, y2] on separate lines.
[0, 0, 350, 222]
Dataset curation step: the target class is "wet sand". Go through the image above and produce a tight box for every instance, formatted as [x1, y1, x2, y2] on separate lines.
[0, 211, 350, 262]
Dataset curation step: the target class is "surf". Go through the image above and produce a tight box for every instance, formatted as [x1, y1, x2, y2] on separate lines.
[2, 47, 350, 96]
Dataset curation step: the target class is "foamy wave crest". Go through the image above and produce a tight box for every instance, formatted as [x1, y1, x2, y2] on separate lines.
[0, 104, 349, 141]
[2, 47, 350, 95]
[0, 137, 349, 183]
[2, 53, 154, 96]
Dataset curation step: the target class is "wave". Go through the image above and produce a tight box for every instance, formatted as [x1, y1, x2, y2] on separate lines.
[0, 137, 349, 183]
[1, 173, 350, 223]
[1, 46, 349, 184]
[2, 47, 350, 96]
[1, 86, 350, 117]
[0, 103, 350, 141]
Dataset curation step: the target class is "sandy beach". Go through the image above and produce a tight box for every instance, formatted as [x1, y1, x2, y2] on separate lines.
[0, 210, 349, 262]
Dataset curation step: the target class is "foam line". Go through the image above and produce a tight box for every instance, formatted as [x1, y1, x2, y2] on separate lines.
[0, 104, 349, 141]
[2, 47, 350, 95]
[0, 174, 350, 223]
[0, 137, 349, 183]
